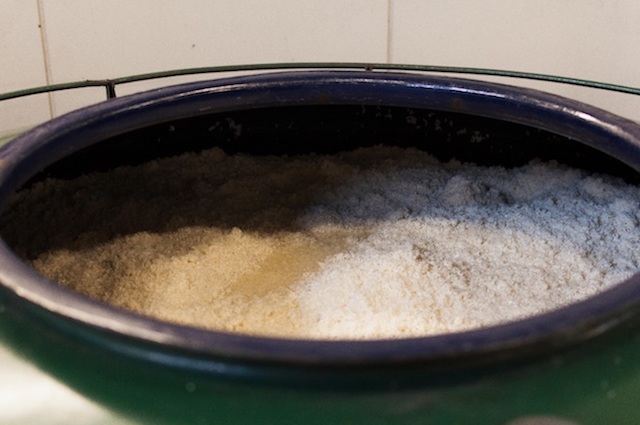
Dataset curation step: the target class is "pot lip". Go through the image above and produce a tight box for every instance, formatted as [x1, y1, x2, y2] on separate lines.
[2, 69, 640, 367]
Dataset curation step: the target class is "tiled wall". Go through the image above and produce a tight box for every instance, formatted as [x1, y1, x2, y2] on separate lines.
[2, 0, 640, 133]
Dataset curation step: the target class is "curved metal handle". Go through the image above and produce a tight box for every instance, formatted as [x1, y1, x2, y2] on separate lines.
[2, 62, 640, 103]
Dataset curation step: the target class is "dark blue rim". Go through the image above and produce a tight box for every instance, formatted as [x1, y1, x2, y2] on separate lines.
[1, 70, 640, 366]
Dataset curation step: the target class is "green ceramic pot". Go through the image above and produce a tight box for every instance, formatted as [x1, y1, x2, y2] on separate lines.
[1, 71, 640, 424]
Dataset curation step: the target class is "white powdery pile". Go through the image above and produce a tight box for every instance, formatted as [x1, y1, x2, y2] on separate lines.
[4, 146, 640, 339]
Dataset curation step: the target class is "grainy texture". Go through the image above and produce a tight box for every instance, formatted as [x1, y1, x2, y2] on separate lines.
[2, 146, 639, 339]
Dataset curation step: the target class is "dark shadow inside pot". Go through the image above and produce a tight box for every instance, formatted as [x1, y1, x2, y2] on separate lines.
[29, 104, 638, 181]
[8, 104, 636, 257]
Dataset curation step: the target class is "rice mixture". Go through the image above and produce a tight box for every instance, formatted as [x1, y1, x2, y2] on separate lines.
[2, 146, 639, 339]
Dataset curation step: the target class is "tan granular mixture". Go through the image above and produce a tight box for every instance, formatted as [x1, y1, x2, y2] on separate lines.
[2, 146, 640, 339]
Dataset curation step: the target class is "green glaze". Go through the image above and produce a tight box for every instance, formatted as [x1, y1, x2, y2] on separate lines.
[2, 286, 640, 425]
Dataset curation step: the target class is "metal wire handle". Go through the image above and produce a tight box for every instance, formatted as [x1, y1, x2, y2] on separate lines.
[2, 63, 640, 103]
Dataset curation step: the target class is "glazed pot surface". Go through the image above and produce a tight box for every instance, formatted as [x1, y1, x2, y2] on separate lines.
[1, 71, 640, 424]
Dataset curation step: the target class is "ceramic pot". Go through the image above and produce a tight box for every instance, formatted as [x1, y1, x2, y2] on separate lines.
[1, 71, 640, 424]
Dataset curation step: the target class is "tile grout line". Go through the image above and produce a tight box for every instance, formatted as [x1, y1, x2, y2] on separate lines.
[386, 0, 393, 64]
[36, 0, 55, 119]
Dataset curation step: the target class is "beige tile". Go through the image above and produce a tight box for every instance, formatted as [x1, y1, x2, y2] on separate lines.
[47, 86, 111, 118]
[0, 0, 51, 132]
[390, 0, 640, 121]
[0, 95, 53, 138]
[40, 0, 388, 116]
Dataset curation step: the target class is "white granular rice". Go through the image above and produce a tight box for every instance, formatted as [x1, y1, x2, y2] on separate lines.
[3, 146, 640, 339]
